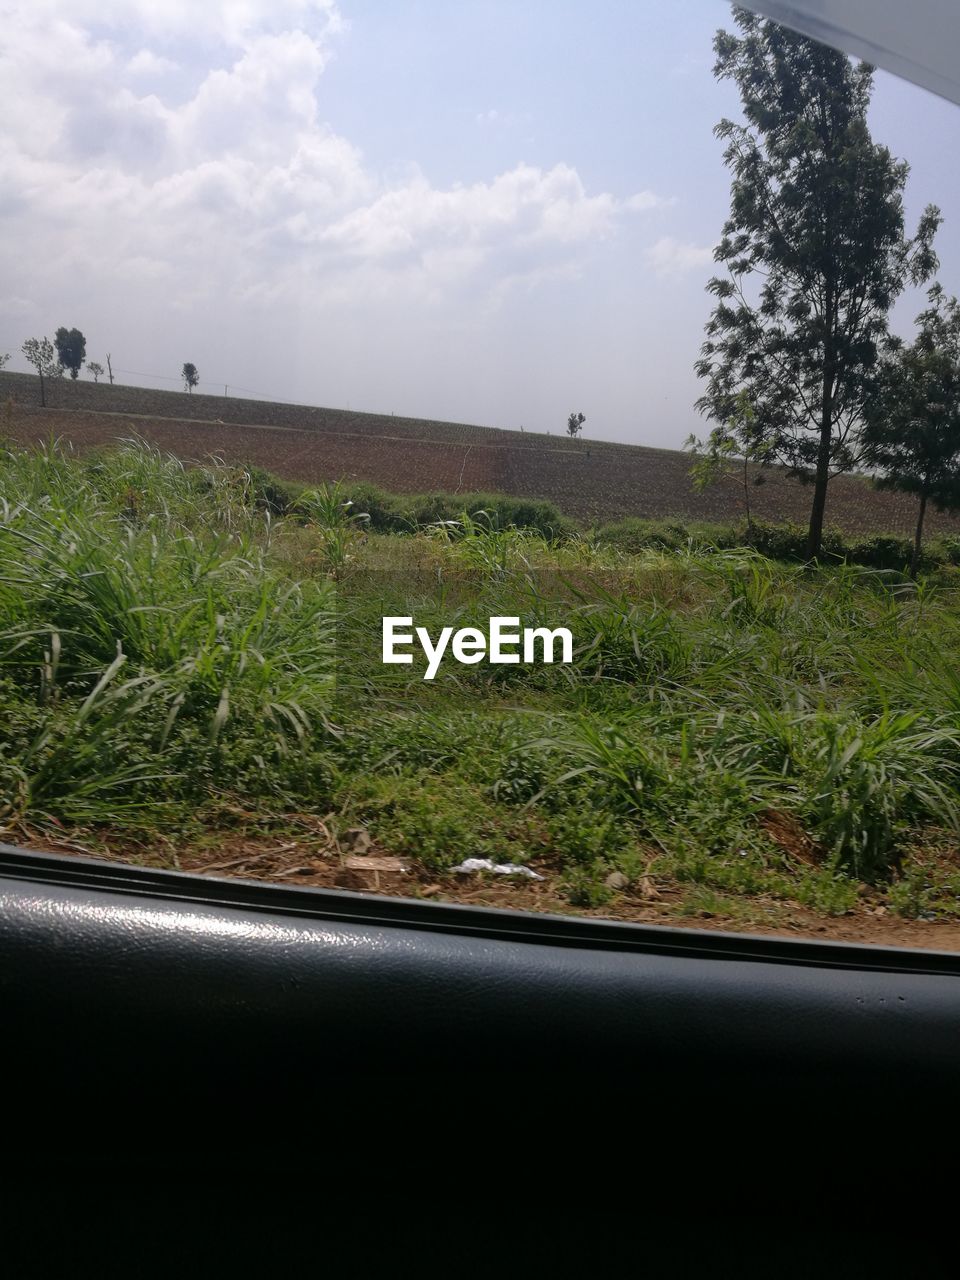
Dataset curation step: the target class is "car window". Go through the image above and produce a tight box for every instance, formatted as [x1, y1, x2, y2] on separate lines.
[3, 0, 960, 952]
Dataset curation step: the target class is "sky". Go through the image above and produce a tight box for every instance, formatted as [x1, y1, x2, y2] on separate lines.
[2, 0, 960, 448]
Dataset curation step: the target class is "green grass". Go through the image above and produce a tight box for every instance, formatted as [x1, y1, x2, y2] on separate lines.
[4, 437, 960, 927]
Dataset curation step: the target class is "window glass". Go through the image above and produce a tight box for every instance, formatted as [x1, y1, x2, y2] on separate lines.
[3, 0, 960, 952]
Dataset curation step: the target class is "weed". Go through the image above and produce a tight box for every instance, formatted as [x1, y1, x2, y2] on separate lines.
[561, 863, 614, 908]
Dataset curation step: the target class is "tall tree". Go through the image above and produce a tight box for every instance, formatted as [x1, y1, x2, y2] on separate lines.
[695, 8, 940, 558]
[21, 337, 58, 407]
[182, 362, 199, 393]
[863, 286, 960, 577]
[54, 327, 87, 380]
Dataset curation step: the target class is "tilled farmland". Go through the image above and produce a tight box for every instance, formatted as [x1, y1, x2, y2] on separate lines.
[3, 370, 959, 536]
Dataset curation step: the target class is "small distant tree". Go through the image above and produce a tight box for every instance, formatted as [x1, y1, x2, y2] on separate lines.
[88, 361, 105, 383]
[567, 411, 585, 439]
[182, 362, 199, 393]
[54, 327, 87, 379]
[21, 336, 58, 407]
[0, 354, 9, 370]
[863, 285, 960, 577]
[685, 392, 772, 531]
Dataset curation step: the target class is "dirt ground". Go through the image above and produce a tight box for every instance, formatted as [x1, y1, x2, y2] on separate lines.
[7, 393, 960, 535]
[13, 825, 960, 954]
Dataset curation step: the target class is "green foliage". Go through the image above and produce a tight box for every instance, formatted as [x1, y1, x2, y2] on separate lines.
[0, 439, 337, 829]
[685, 427, 739, 492]
[295, 480, 370, 576]
[21, 337, 58, 406]
[245, 465, 303, 516]
[54, 327, 86, 380]
[794, 870, 859, 917]
[685, 393, 774, 526]
[594, 518, 698, 554]
[863, 285, 960, 574]
[546, 808, 631, 865]
[147, 463, 950, 575]
[3, 439, 960, 932]
[797, 710, 960, 880]
[696, 10, 941, 557]
[886, 871, 931, 919]
[529, 718, 674, 817]
[427, 509, 535, 576]
[561, 863, 612, 908]
[353, 486, 571, 539]
[593, 517, 927, 571]
[350, 773, 527, 872]
[740, 521, 845, 564]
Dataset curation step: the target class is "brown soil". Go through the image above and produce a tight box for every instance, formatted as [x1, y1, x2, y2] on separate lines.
[13, 826, 960, 955]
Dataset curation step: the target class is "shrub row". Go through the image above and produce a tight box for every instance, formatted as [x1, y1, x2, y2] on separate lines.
[169, 458, 960, 570]
[238, 469, 573, 539]
[593, 516, 960, 572]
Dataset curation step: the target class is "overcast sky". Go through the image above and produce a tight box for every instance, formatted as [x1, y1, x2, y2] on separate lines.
[3, 0, 960, 447]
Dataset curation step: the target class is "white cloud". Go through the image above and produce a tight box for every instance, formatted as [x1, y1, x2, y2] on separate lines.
[312, 164, 649, 259]
[645, 236, 715, 277]
[127, 49, 179, 76]
[5, 1, 343, 49]
[0, 0, 671, 363]
[626, 192, 671, 213]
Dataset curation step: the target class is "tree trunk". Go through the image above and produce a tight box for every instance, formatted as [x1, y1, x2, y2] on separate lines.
[910, 490, 928, 579]
[806, 298, 835, 561]
[38, 368, 45, 408]
[806, 408, 833, 560]
[743, 455, 752, 532]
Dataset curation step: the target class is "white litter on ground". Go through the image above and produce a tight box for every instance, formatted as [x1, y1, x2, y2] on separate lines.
[451, 858, 544, 881]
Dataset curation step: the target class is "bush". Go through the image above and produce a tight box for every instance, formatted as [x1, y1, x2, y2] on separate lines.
[931, 535, 960, 566]
[353, 773, 528, 872]
[740, 520, 808, 560]
[735, 520, 844, 561]
[593, 515, 950, 571]
[333, 485, 572, 539]
[334, 482, 401, 531]
[246, 465, 302, 516]
[561, 863, 614, 908]
[593, 518, 702, 553]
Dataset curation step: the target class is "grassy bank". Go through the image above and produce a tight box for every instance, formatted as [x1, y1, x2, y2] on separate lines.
[3, 438, 960, 929]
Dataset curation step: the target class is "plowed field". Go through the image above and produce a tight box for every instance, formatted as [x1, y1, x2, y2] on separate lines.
[3, 370, 957, 535]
